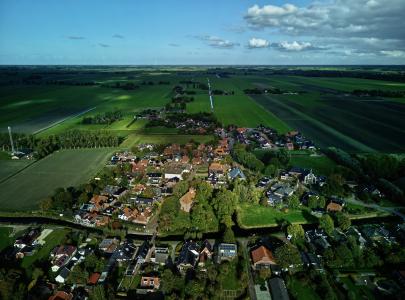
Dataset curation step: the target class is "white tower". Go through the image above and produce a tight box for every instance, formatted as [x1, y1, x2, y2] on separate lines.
[8, 126, 15, 153]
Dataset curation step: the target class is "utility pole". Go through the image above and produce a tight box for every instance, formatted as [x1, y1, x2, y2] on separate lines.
[8, 126, 15, 154]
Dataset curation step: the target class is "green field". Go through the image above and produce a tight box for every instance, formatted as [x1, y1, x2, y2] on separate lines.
[120, 133, 215, 148]
[0, 148, 113, 211]
[0, 159, 34, 183]
[187, 76, 291, 133]
[246, 75, 405, 152]
[237, 204, 317, 228]
[289, 154, 336, 176]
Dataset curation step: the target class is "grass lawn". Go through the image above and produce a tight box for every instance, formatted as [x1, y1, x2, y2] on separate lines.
[0, 227, 14, 251]
[289, 154, 336, 176]
[120, 133, 214, 148]
[0, 148, 113, 212]
[21, 228, 69, 270]
[288, 278, 320, 300]
[237, 204, 317, 228]
[0, 159, 34, 183]
[220, 261, 240, 290]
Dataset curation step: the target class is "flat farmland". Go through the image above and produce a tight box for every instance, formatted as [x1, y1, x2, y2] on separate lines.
[253, 94, 405, 152]
[121, 133, 215, 148]
[247, 75, 405, 152]
[187, 76, 291, 133]
[0, 159, 34, 183]
[0, 148, 113, 211]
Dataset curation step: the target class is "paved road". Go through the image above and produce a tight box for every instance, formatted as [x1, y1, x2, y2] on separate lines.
[237, 238, 257, 300]
[345, 197, 405, 220]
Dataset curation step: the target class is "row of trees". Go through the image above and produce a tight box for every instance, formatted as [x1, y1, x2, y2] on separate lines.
[35, 130, 121, 158]
[352, 89, 405, 98]
[82, 110, 123, 125]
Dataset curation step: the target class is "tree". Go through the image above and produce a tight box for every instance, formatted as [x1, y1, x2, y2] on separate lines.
[89, 285, 107, 300]
[223, 227, 235, 243]
[40, 197, 53, 211]
[287, 224, 305, 244]
[264, 164, 277, 176]
[173, 181, 189, 198]
[274, 244, 302, 272]
[212, 189, 237, 225]
[319, 214, 334, 235]
[68, 264, 88, 284]
[287, 195, 300, 209]
[248, 183, 262, 204]
[335, 212, 351, 231]
[161, 269, 184, 295]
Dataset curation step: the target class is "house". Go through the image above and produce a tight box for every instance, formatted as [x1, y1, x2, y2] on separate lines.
[286, 142, 294, 151]
[268, 277, 290, 300]
[153, 247, 169, 264]
[303, 170, 317, 185]
[89, 195, 109, 211]
[274, 186, 294, 198]
[267, 192, 283, 207]
[88, 272, 101, 285]
[140, 276, 160, 290]
[217, 243, 237, 263]
[146, 173, 163, 186]
[305, 229, 330, 252]
[118, 207, 137, 221]
[14, 227, 41, 249]
[134, 196, 156, 206]
[192, 157, 203, 165]
[136, 240, 150, 264]
[199, 240, 213, 265]
[208, 163, 228, 176]
[289, 167, 305, 177]
[280, 171, 289, 181]
[116, 241, 136, 262]
[326, 202, 343, 212]
[99, 238, 119, 254]
[179, 188, 196, 213]
[301, 252, 323, 272]
[164, 162, 192, 180]
[103, 185, 127, 198]
[177, 241, 200, 272]
[55, 267, 70, 284]
[48, 291, 73, 300]
[50, 245, 77, 272]
[228, 167, 246, 181]
[251, 245, 277, 270]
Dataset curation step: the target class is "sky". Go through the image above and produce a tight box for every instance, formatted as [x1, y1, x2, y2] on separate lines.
[0, 0, 405, 65]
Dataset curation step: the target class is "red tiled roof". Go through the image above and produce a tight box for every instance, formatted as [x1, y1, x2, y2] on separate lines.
[88, 272, 101, 285]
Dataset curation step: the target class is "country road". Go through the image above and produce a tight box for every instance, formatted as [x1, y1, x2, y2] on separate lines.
[345, 197, 405, 221]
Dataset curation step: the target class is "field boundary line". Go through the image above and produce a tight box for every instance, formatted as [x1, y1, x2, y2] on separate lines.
[33, 106, 97, 135]
[0, 160, 37, 185]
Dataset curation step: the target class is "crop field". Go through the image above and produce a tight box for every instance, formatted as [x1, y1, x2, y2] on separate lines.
[0, 159, 34, 183]
[121, 133, 215, 148]
[0, 148, 113, 211]
[242, 75, 405, 152]
[187, 75, 291, 133]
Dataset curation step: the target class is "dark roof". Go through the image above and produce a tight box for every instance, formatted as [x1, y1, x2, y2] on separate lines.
[177, 241, 199, 266]
[268, 277, 290, 300]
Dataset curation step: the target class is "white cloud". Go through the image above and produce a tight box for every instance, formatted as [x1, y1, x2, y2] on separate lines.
[244, 1, 405, 40]
[274, 41, 315, 51]
[248, 38, 270, 48]
[195, 35, 239, 49]
[380, 50, 405, 58]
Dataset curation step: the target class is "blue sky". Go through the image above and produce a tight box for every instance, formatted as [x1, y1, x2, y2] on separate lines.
[0, 0, 404, 65]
